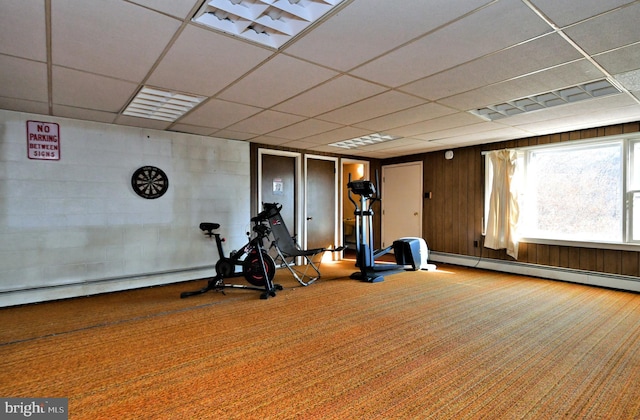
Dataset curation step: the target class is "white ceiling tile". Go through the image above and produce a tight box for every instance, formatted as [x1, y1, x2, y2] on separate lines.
[281, 140, 330, 150]
[388, 112, 483, 138]
[353, 103, 458, 132]
[53, 105, 118, 124]
[114, 115, 172, 130]
[225, 110, 306, 135]
[0, 55, 48, 102]
[148, 25, 273, 96]
[306, 144, 355, 155]
[273, 75, 386, 117]
[218, 55, 338, 108]
[424, 126, 533, 145]
[352, 139, 440, 158]
[52, 0, 182, 82]
[529, 0, 634, 27]
[413, 121, 506, 141]
[428, 136, 508, 149]
[52, 67, 138, 112]
[0, 98, 49, 116]
[351, 0, 552, 87]
[178, 98, 262, 129]
[380, 146, 443, 158]
[583, 102, 640, 125]
[248, 135, 292, 146]
[401, 33, 582, 101]
[285, 0, 492, 71]
[0, 0, 46, 61]
[563, 3, 640, 55]
[317, 90, 425, 125]
[170, 124, 216, 136]
[595, 44, 640, 76]
[301, 126, 373, 145]
[355, 137, 425, 152]
[268, 119, 341, 140]
[439, 60, 605, 111]
[616, 71, 640, 92]
[128, 0, 199, 19]
[210, 129, 256, 141]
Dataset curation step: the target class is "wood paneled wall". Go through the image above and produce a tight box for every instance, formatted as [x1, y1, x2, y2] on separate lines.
[385, 122, 640, 278]
[249, 144, 382, 245]
[251, 122, 640, 278]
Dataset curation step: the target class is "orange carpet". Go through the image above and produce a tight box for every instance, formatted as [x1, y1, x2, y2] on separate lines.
[1, 261, 639, 419]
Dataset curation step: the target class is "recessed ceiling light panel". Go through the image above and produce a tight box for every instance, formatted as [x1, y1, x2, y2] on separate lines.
[329, 133, 402, 150]
[192, 0, 346, 49]
[122, 86, 206, 122]
[470, 79, 621, 121]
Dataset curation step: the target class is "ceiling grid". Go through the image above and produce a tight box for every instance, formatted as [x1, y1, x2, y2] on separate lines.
[1, 0, 639, 158]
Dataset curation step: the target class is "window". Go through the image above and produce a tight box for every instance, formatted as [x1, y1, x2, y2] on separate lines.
[630, 139, 640, 241]
[484, 134, 640, 247]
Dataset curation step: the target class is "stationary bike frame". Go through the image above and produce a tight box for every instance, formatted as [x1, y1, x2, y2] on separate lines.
[180, 209, 282, 300]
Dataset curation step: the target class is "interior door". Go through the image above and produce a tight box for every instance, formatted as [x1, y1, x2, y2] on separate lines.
[260, 153, 297, 232]
[381, 162, 423, 248]
[306, 157, 338, 251]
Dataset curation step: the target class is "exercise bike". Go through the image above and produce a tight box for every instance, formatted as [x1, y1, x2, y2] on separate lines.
[180, 208, 283, 300]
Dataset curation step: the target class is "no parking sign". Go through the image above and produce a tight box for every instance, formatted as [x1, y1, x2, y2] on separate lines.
[27, 120, 60, 160]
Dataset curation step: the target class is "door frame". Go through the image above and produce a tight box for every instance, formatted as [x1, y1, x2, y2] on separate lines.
[257, 148, 303, 244]
[304, 154, 340, 256]
[341, 158, 370, 256]
[381, 161, 423, 248]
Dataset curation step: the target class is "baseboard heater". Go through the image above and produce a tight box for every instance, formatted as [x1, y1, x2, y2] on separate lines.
[0, 265, 217, 308]
[429, 251, 640, 293]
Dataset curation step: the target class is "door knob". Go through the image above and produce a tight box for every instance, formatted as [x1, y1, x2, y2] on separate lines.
[307, 217, 313, 220]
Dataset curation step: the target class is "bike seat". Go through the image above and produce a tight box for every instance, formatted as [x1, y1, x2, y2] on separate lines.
[199, 222, 220, 234]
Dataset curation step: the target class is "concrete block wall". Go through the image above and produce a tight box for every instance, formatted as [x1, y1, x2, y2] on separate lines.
[0, 110, 250, 306]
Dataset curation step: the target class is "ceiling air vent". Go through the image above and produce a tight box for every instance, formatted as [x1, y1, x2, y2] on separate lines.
[469, 79, 621, 121]
[192, 0, 345, 49]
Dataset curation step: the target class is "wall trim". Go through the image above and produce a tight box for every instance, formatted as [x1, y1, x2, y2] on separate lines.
[0, 266, 217, 308]
[430, 251, 640, 293]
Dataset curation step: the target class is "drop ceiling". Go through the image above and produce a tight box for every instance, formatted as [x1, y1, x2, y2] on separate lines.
[1, 0, 640, 158]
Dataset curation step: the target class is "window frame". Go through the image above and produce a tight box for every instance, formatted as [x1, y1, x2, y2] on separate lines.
[484, 133, 640, 251]
[628, 138, 640, 243]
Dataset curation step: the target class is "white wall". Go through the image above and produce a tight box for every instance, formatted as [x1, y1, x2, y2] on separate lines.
[0, 110, 251, 306]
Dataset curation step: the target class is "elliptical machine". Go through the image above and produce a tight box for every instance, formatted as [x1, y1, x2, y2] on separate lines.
[347, 173, 411, 283]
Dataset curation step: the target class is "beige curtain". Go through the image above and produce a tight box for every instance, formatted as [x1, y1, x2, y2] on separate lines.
[484, 150, 519, 259]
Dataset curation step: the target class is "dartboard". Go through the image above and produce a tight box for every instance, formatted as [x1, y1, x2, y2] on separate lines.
[131, 166, 169, 199]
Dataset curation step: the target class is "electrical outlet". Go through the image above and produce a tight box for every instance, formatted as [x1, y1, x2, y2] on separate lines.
[474, 240, 479, 248]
